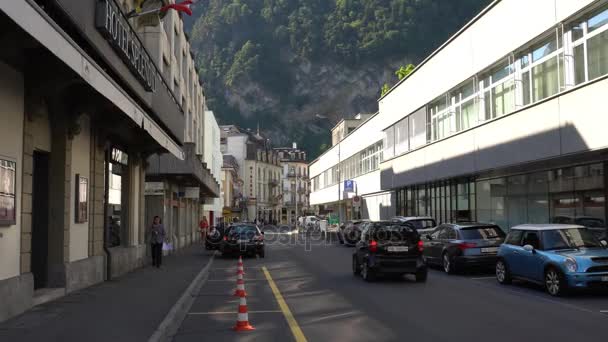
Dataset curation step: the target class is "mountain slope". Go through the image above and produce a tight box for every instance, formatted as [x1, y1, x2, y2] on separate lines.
[187, 0, 491, 158]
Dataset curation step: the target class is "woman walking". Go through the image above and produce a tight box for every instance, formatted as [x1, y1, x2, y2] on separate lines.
[150, 216, 166, 268]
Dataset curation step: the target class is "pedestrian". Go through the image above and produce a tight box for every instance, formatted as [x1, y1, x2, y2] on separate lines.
[199, 216, 209, 241]
[149, 216, 166, 268]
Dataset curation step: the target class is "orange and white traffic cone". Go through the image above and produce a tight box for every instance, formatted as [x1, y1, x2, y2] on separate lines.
[236, 256, 245, 276]
[233, 256, 247, 297]
[233, 290, 255, 331]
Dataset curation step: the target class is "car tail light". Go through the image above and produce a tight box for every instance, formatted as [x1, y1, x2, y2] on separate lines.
[223, 236, 228, 241]
[369, 240, 378, 253]
[417, 240, 424, 253]
[457, 242, 477, 251]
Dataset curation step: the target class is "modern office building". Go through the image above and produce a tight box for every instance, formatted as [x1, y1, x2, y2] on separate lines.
[310, 0, 608, 231]
[275, 143, 309, 224]
[0, 0, 215, 321]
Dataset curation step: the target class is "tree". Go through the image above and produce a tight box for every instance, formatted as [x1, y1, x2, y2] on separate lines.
[380, 83, 390, 97]
[395, 63, 415, 80]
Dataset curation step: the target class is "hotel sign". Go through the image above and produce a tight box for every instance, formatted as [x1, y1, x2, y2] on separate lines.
[95, 0, 157, 92]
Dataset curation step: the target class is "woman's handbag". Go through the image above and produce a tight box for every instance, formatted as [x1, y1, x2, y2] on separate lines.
[162, 242, 173, 251]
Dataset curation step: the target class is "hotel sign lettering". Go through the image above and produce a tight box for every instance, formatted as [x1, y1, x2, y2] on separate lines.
[95, 0, 157, 92]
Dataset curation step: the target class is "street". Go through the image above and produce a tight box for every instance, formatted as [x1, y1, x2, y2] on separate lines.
[173, 229, 608, 342]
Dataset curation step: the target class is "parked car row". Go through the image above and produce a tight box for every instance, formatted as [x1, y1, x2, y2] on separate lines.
[347, 216, 608, 296]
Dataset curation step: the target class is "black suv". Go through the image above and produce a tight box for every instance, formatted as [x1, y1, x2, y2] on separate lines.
[220, 224, 265, 258]
[352, 221, 427, 282]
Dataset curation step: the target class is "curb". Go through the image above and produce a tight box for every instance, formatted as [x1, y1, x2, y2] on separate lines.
[148, 251, 216, 342]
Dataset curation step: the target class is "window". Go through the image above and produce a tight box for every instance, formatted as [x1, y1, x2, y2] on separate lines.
[481, 59, 515, 120]
[522, 231, 541, 249]
[572, 6, 608, 84]
[428, 94, 451, 141]
[394, 118, 409, 155]
[505, 229, 523, 245]
[459, 226, 505, 240]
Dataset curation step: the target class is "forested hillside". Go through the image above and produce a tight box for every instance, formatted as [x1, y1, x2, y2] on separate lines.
[187, 0, 491, 157]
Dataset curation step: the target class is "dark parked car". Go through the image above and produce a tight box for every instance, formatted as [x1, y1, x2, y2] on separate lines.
[220, 224, 265, 258]
[551, 215, 608, 240]
[391, 216, 437, 236]
[340, 220, 370, 246]
[424, 223, 505, 274]
[352, 221, 427, 282]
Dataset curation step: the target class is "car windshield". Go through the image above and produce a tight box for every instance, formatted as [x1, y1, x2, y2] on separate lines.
[542, 228, 603, 250]
[407, 219, 436, 230]
[459, 226, 505, 240]
[229, 225, 258, 235]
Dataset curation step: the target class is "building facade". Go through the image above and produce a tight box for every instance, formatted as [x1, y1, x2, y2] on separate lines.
[275, 143, 309, 224]
[220, 155, 244, 222]
[0, 0, 216, 322]
[310, 0, 608, 231]
[221, 125, 282, 223]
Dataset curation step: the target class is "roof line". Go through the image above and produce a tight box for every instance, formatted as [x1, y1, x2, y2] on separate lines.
[377, 0, 502, 102]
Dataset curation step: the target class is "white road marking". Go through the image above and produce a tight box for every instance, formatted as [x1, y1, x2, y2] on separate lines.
[302, 311, 359, 324]
[600, 310, 608, 313]
[188, 310, 282, 315]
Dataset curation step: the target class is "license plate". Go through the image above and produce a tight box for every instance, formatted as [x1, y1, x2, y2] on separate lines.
[602, 276, 608, 282]
[387, 246, 408, 252]
[238, 240, 248, 244]
[481, 247, 499, 253]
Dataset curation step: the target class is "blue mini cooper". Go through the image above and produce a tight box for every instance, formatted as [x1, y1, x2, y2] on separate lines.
[496, 224, 608, 296]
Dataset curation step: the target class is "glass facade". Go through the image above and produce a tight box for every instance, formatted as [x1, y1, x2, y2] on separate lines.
[311, 140, 383, 191]
[395, 179, 476, 224]
[396, 162, 607, 232]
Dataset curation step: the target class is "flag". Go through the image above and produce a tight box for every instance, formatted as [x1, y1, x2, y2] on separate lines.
[161, 0, 194, 16]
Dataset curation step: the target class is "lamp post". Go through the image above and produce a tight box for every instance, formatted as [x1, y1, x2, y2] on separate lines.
[337, 142, 341, 224]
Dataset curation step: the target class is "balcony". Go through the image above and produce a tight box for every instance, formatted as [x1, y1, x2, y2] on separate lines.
[268, 179, 279, 187]
[146, 143, 220, 197]
[269, 196, 281, 206]
[297, 187, 307, 194]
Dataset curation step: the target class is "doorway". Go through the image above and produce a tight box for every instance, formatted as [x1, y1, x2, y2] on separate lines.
[31, 151, 50, 290]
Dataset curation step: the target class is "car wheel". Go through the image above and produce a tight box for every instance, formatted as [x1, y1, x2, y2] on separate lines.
[442, 252, 455, 274]
[495, 259, 512, 285]
[415, 270, 428, 283]
[352, 256, 361, 276]
[545, 267, 567, 297]
[361, 260, 375, 282]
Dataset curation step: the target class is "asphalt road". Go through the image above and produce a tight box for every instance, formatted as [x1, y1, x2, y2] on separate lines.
[174, 230, 608, 342]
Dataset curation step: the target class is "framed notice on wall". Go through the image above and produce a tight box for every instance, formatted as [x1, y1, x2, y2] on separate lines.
[0, 158, 16, 226]
[75, 174, 88, 223]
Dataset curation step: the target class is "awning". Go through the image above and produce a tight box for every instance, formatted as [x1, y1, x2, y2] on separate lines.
[2, 0, 184, 160]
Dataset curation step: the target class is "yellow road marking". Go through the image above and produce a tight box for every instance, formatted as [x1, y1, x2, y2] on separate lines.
[262, 266, 308, 342]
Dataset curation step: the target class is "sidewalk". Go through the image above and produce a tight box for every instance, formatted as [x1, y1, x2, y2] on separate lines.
[0, 244, 213, 342]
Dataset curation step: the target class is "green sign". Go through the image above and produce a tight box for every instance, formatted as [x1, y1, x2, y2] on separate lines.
[328, 214, 339, 225]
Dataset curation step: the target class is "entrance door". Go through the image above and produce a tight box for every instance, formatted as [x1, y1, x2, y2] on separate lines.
[31, 151, 50, 290]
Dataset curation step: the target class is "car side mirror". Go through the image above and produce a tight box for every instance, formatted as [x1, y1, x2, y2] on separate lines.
[523, 244, 535, 253]
[426, 234, 433, 241]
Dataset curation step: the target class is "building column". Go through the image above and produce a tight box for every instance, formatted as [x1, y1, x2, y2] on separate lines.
[20, 115, 34, 275]
[47, 108, 71, 287]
